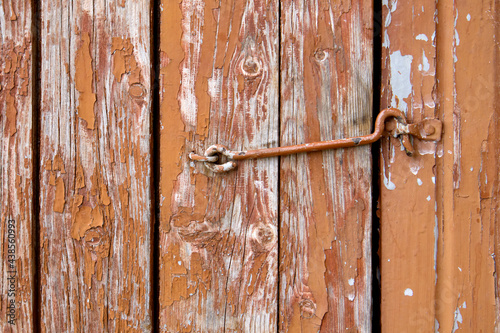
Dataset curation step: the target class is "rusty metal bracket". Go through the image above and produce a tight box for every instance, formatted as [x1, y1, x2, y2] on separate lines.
[189, 108, 443, 173]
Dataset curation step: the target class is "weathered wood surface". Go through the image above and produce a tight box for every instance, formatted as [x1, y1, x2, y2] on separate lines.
[159, 0, 279, 331]
[0, 1, 33, 331]
[39, 1, 151, 331]
[279, 0, 373, 331]
[380, 0, 499, 331]
[434, 0, 498, 330]
[379, 0, 438, 331]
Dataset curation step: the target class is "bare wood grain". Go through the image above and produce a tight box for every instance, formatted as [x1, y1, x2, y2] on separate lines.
[39, 1, 151, 331]
[159, 0, 279, 331]
[279, 0, 373, 331]
[379, 1, 438, 331]
[0, 1, 33, 331]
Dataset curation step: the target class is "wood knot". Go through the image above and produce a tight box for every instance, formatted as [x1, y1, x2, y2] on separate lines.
[241, 56, 262, 77]
[299, 299, 316, 318]
[83, 227, 110, 258]
[250, 224, 276, 252]
[129, 83, 146, 98]
[314, 48, 327, 62]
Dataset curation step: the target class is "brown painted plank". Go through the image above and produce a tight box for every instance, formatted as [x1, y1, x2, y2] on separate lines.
[0, 1, 33, 331]
[159, 0, 279, 331]
[380, 0, 499, 331]
[39, 1, 151, 331]
[379, 1, 438, 331]
[279, 0, 373, 331]
[434, 0, 498, 330]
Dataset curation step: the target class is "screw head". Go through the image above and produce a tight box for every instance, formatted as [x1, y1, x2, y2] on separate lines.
[424, 123, 435, 135]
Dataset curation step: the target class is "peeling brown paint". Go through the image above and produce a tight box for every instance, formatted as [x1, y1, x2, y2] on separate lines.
[159, 0, 186, 233]
[75, 32, 96, 130]
[76, 162, 85, 188]
[2, 39, 31, 137]
[6, 94, 17, 136]
[160, 0, 279, 330]
[71, 205, 92, 240]
[53, 154, 66, 173]
[100, 183, 111, 206]
[280, 0, 373, 331]
[111, 37, 141, 85]
[53, 177, 66, 213]
[39, 2, 151, 329]
[0, 3, 34, 329]
[380, 0, 499, 331]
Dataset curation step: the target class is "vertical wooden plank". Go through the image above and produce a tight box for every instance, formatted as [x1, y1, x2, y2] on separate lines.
[434, 0, 498, 331]
[381, 0, 499, 331]
[159, 0, 279, 331]
[379, 1, 438, 331]
[279, 0, 373, 331]
[0, 1, 33, 331]
[39, 1, 151, 331]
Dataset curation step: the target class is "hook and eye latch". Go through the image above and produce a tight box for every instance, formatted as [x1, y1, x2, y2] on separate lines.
[189, 108, 443, 173]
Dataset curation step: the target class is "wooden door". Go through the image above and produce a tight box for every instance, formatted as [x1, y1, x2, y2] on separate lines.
[379, 0, 499, 331]
[0, 0, 498, 332]
[159, 0, 373, 331]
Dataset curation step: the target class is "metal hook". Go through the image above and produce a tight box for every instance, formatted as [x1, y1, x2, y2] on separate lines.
[189, 108, 442, 173]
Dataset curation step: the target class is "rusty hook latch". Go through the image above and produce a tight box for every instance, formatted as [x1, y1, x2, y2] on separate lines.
[189, 108, 443, 173]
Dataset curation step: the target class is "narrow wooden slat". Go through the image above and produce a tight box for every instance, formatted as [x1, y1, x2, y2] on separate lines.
[379, 1, 438, 331]
[159, 0, 279, 331]
[434, 0, 498, 330]
[279, 0, 373, 331]
[0, 1, 33, 331]
[39, 1, 151, 331]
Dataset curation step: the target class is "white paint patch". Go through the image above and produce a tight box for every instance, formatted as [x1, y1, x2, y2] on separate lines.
[458, 267, 462, 272]
[416, 34, 428, 41]
[467, 14, 471, 21]
[389, 51, 413, 113]
[427, 195, 431, 201]
[462, 301, 466, 308]
[348, 278, 355, 286]
[390, 0, 398, 12]
[384, 171, 396, 190]
[382, 30, 390, 48]
[417, 178, 423, 186]
[410, 164, 420, 175]
[421, 51, 430, 72]
[417, 141, 437, 155]
[385, 12, 392, 27]
[455, 29, 460, 46]
[470, 167, 473, 171]
[432, 176, 435, 184]
[347, 294, 355, 301]
[404, 288, 413, 296]
[452, 307, 463, 332]
[437, 146, 444, 157]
